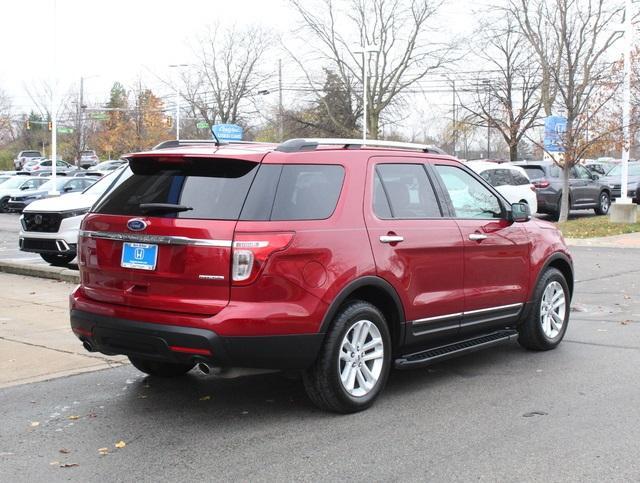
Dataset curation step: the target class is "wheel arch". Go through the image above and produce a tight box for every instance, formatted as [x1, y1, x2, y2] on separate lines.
[536, 252, 574, 300]
[319, 276, 406, 351]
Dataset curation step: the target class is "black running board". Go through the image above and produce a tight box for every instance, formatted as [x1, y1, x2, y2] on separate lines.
[394, 330, 519, 369]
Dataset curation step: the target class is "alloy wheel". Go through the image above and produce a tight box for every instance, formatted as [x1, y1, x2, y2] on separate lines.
[338, 320, 384, 397]
[540, 281, 566, 339]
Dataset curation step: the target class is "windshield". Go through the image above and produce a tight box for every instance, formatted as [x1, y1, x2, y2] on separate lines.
[1, 176, 30, 189]
[606, 164, 640, 177]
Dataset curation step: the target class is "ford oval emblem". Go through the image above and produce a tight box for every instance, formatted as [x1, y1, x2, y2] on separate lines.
[127, 218, 147, 231]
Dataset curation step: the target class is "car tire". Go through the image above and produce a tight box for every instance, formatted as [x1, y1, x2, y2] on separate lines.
[518, 267, 570, 351]
[40, 253, 76, 266]
[128, 357, 195, 377]
[0, 197, 9, 213]
[303, 300, 391, 413]
[594, 191, 611, 215]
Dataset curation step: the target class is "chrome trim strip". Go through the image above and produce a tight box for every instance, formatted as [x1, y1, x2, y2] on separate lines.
[411, 312, 463, 327]
[464, 303, 523, 316]
[79, 230, 232, 248]
[410, 303, 523, 326]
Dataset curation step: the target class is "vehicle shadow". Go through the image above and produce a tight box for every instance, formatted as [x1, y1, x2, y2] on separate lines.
[115, 341, 531, 420]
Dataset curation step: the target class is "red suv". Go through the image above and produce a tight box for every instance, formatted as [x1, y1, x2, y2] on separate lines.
[70, 138, 574, 413]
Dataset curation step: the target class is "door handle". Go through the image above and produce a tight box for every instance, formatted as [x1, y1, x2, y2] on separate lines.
[380, 235, 404, 244]
[468, 233, 487, 241]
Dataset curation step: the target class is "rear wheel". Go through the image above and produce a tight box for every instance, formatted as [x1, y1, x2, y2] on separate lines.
[128, 357, 194, 377]
[595, 191, 610, 215]
[303, 300, 391, 413]
[0, 197, 9, 213]
[518, 268, 570, 351]
[40, 253, 76, 266]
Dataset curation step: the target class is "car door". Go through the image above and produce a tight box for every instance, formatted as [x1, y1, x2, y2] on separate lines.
[364, 157, 465, 347]
[432, 163, 531, 337]
[568, 166, 590, 206]
[574, 164, 600, 205]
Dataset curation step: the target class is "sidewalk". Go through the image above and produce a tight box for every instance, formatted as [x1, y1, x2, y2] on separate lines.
[565, 231, 640, 249]
[0, 272, 125, 388]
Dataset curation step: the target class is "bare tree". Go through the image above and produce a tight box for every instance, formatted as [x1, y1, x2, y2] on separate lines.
[515, 0, 623, 222]
[459, 15, 543, 161]
[0, 89, 16, 144]
[180, 24, 273, 128]
[289, 0, 456, 139]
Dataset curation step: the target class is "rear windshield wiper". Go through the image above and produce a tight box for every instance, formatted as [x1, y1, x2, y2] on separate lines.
[138, 203, 193, 214]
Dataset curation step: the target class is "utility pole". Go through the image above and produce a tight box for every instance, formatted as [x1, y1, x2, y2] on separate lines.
[278, 59, 284, 142]
[76, 76, 84, 167]
[50, 0, 58, 195]
[610, 0, 638, 222]
[169, 64, 188, 141]
[452, 79, 457, 157]
[353, 45, 378, 142]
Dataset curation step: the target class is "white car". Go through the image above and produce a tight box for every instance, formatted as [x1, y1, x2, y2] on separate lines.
[18, 168, 127, 266]
[465, 161, 538, 213]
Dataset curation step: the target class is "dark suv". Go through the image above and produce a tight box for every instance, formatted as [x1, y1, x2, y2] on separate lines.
[70, 139, 574, 413]
[515, 160, 611, 219]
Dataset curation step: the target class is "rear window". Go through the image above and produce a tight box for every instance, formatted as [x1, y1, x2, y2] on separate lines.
[240, 164, 344, 221]
[522, 166, 546, 180]
[23, 151, 41, 157]
[93, 157, 259, 220]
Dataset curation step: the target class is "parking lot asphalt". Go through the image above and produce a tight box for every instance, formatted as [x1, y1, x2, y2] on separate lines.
[0, 245, 639, 481]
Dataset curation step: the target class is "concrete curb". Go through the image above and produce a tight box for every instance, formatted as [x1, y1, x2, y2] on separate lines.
[0, 260, 79, 283]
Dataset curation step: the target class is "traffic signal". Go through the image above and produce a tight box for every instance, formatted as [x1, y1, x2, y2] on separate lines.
[26, 120, 31, 130]
[48, 122, 52, 131]
[166, 116, 173, 128]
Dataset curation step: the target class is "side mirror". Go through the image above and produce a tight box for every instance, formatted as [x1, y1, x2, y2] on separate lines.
[64, 186, 73, 192]
[509, 202, 531, 222]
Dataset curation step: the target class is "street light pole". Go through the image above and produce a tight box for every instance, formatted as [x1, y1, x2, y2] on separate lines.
[50, 0, 58, 195]
[353, 45, 378, 142]
[169, 64, 188, 141]
[441, 75, 457, 156]
[482, 79, 492, 159]
[620, 0, 632, 204]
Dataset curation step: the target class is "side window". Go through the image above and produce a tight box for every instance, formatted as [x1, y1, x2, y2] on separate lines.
[492, 169, 512, 186]
[373, 173, 392, 218]
[375, 164, 441, 219]
[270, 165, 344, 221]
[575, 165, 592, 179]
[435, 165, 503, 219]
[511, 170, 531, 186]
[479, 171, 494, 184]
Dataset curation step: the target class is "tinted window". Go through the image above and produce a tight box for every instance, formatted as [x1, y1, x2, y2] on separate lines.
[240, 164, 344, 221]
[94, 157, 259, 220]
[375, 164, 441, 219]
[510, 170, 530, 185]
[522, 166, 546, 180]
[485, 169, 512, 187]
[373, 174, 392, 218]
[574, 165, 592, 179]
[270, 165, 344, 220]
[435, 165, 502, 219]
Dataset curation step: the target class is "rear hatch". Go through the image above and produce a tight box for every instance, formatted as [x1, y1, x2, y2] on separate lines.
[79, 152, 264, 316]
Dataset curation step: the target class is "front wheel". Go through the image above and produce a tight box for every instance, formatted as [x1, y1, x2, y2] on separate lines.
[595, 191, 611, 215]
[518, 268, 570, 351]
[303, 300, 391, 413]
[128, 357, 194, 377]
[0, 197, 8, 213]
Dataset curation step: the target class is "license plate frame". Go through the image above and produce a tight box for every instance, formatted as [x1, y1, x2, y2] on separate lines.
[121, 242, 158, 271]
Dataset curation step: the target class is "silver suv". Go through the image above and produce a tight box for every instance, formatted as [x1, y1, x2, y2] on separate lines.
[14, 151, 42, 170]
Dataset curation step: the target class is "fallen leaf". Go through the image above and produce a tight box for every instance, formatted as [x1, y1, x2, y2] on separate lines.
[59, 449, 70, 454]
[621, 320, 632, 325]
[30, 421, 40, 427]
[523, 411, 548, 418]
[67, 415, 80, 420]
[624, 295, 631, 300]
[115, 441, 126, 449]
[98, 447, 109, 455]
[59, 463, 79, 468]
[199, 395, 211, 401]
[49, 461, 60, 466]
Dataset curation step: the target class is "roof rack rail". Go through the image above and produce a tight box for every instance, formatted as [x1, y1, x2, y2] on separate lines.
[274, 138, 447, 155]
[152, 139, 265, 150]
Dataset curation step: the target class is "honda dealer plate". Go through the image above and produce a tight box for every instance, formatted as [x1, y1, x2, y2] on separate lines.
[121, 243, 158, 271]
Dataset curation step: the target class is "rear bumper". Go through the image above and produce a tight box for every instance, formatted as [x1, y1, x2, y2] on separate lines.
[70, 309, 324, 370]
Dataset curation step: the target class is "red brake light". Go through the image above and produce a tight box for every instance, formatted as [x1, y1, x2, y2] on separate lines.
[232, 232, 294, 286]
[533, 179, 549, 189]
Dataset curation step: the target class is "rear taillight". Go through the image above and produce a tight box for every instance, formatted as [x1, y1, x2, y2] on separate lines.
[231, 232, 294, 285]
[530, 184, 537, 192]
[533, 179, 550, 189]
